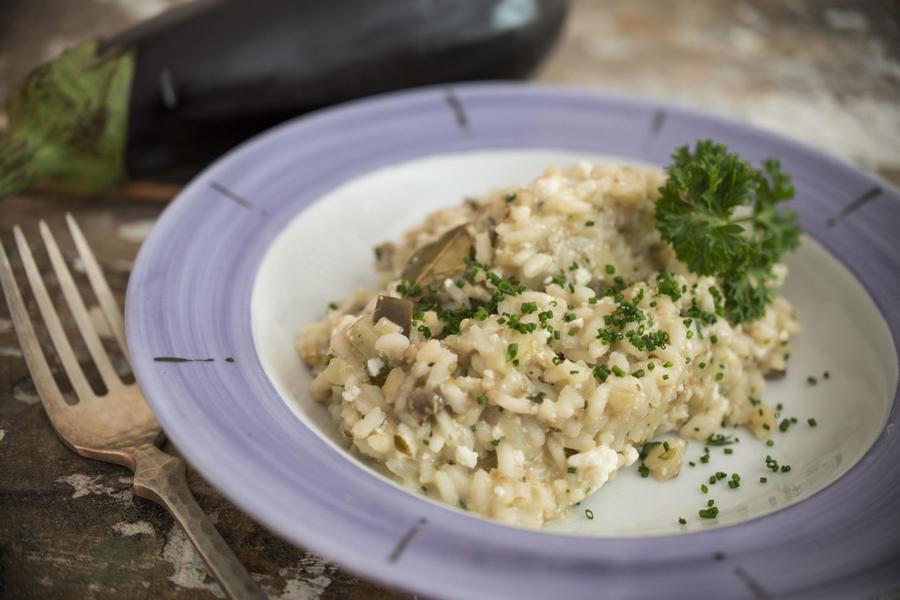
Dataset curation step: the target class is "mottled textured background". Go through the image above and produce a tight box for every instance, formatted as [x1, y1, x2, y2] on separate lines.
[1, 1, 898, 598]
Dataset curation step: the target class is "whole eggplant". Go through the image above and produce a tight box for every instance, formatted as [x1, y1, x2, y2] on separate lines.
[0, 0, 568, 197]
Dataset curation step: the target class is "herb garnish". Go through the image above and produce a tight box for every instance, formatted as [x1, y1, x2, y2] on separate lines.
[506, 343, 519, 363]
[706, 434, 737, 447]
[655, 140, 801, 323]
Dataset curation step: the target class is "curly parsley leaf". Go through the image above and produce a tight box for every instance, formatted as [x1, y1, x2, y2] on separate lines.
[655, 140, 801, 324]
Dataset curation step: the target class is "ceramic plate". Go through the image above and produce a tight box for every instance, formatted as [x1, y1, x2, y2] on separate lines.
[126, 84, 900, 598]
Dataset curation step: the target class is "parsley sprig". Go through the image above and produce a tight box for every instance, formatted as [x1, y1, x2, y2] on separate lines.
[655, 140, 801, 323]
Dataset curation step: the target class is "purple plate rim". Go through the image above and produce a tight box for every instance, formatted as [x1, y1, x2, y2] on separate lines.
[126, 82, 900, 599]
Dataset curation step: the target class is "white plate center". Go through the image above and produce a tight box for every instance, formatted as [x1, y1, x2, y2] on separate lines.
[251, 149, 896, 536]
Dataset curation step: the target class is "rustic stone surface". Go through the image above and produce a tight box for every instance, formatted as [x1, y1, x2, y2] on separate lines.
[1, 1, 898, 599]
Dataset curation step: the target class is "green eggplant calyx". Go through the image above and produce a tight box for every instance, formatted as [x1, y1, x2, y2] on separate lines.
[0, 40, 135, 198]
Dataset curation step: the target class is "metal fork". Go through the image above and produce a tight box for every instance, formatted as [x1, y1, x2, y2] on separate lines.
[0, 215, 265, 600]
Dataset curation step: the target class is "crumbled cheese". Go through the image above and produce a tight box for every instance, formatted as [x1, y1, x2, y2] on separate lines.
[622, 445, 639, 466]
[455, 446, 479, 468]
[366, 357, 385, 377]
[342, 385, 360, 402]
[568, 446, 619, 490]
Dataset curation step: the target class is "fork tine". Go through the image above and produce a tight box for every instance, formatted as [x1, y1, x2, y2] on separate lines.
[65, 214, 129, 361]
[13, 226, 97, 402]
[0, 237, 72, 423]
[39, 221, 122, 390]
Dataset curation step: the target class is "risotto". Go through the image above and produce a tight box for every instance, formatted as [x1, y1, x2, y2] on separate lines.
[297, 161, 799, 528]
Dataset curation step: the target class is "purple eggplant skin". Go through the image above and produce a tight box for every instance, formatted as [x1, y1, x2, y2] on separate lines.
[103, 0, 569, 177]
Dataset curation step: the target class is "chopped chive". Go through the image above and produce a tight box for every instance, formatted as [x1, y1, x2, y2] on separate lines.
[760, 477, 767, 483]
[612, 365, 626, 377]
[701, 484, 709, 493]
[568, 466, 577, 474]
[328, 302, 338, 310]
[476, 395, 487, 405]
[678, 517, 687, 525]
[698, 507, 719, 519]
[585, 509, 594, 520]
[808, 418, 817, 427]
[585, 220, 595, 227]
[807, 376, 818, 385]
[506, 343, 519, 363]
[521, 302, 538, 314]
[706, 434, 737, 447]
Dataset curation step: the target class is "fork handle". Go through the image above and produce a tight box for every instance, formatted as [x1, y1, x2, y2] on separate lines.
[132, 444, 266, 600]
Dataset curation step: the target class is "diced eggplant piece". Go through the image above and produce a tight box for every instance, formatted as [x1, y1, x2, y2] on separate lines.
[765, 368, 786, 380]
[409, 389, 445, 419]
[373, 295, 412, 335]
[400, 224, 473, 286]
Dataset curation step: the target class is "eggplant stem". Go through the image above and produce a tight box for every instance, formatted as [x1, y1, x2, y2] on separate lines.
[0, 131, 38, 197]
[0, 40, 134, 199]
